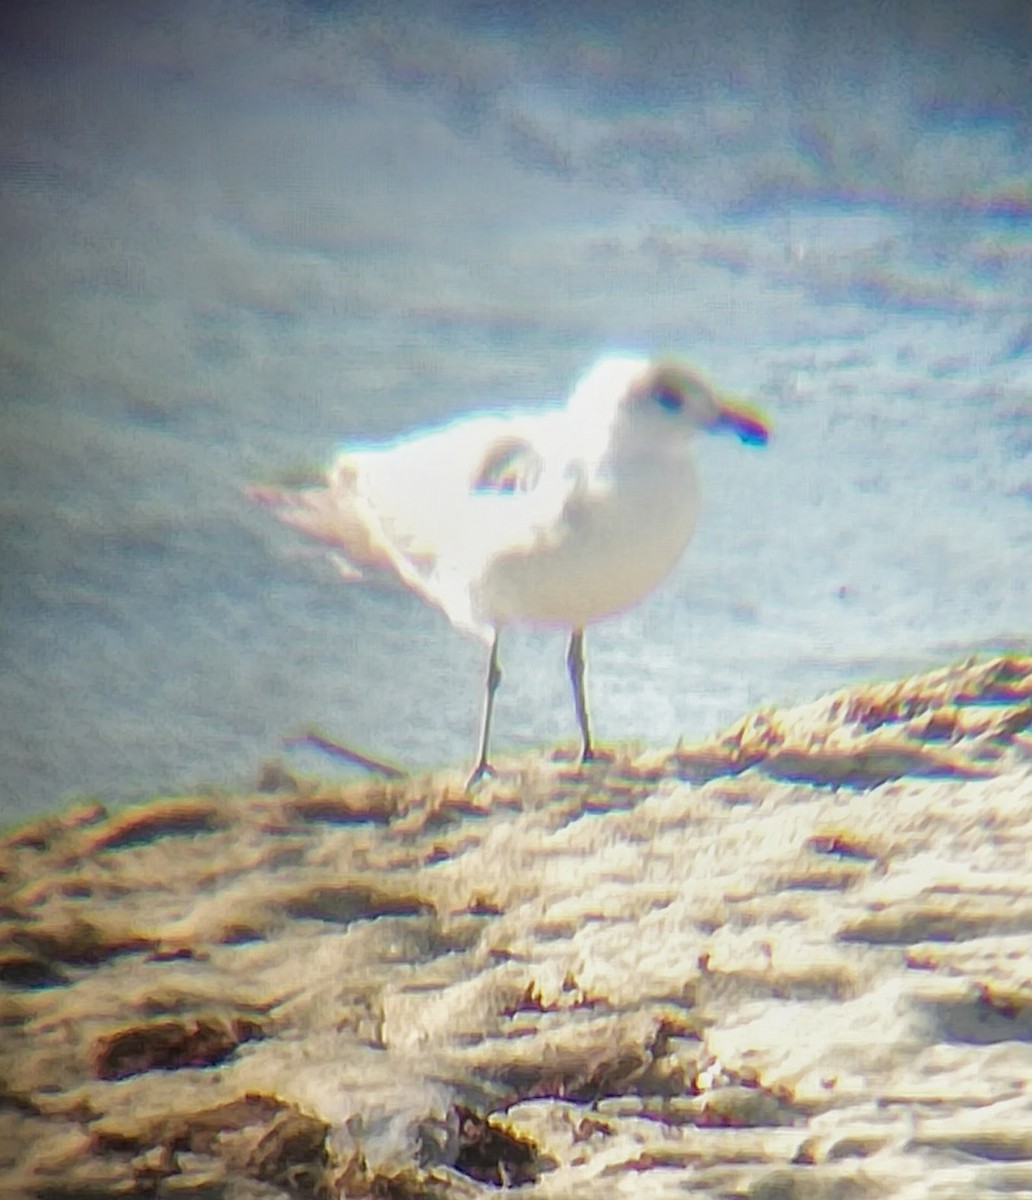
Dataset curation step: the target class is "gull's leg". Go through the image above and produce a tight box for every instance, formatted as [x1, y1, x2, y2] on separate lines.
[566, 628, 597, 763]
[467, 631, 502, 788]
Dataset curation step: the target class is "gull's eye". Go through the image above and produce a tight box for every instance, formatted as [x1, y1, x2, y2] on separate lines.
[652, 383, 684, 412]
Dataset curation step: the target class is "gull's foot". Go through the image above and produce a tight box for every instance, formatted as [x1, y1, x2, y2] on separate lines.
[466, 760, 497, 790]
[552, 745, 616, 767]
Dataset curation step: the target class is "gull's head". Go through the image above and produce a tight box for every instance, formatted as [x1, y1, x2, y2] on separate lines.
[633, 358, 770, 446]
[568, 356, 770, 452]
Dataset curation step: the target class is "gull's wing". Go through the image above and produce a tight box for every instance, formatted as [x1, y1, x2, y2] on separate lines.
[251, 407, 584, 635]
[249, 414, 530, 562]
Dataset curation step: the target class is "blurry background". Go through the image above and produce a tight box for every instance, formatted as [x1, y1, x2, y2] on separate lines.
[1, 0, 1029, 822]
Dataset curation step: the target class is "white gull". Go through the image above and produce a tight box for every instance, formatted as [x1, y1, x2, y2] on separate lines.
[250, 355, 770, 785]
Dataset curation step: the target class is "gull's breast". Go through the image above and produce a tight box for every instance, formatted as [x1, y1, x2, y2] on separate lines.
[475, 457, 701, 629]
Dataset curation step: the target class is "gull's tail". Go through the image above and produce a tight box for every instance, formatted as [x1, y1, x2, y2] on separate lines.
[246, 481, 388, 579]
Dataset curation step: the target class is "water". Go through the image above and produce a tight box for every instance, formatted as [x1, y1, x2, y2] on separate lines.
[1, 0, 1029, 823]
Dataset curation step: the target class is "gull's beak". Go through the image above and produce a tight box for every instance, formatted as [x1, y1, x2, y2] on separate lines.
[710, 398, 770, 447]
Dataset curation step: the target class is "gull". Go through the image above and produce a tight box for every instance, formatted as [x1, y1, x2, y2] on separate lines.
[250, 355, 769, 786]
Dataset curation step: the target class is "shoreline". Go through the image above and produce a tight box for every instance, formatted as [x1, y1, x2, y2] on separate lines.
[2, 654, 1031, 1197]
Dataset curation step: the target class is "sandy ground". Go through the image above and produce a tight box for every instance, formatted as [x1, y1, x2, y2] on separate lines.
[1, 654, 1031, 1198]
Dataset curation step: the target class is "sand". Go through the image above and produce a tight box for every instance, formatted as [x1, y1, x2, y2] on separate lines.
[2, 654, 1030, 1198]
